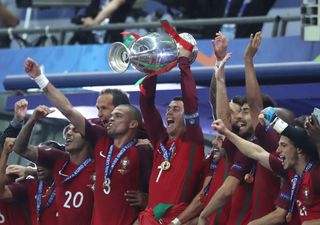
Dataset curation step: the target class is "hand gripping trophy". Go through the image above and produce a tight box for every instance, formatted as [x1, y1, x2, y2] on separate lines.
[108, 20, 198, 77]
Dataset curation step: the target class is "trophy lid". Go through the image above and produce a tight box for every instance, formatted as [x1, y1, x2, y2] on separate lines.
[178, 32, 198, 64]
[108, 42, 131, 73]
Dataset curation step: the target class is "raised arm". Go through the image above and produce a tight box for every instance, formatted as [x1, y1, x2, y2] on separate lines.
[0, 138, 15, 200]
[210, 32, 228, 119]
[12, 105, 54, 163]
[210, 33, 234, 130]
[139, 76, 167, 147]
[198, 176, 240, 225]
[0, 99, 28, 151]
[212, 119, 271, 170]
[244, 32, 263, 129]
[178, 46, 204, 143]
[24, 58, 86, 136]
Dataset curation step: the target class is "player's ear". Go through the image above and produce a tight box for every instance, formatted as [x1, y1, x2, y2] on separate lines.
[129, 120, 138, 129]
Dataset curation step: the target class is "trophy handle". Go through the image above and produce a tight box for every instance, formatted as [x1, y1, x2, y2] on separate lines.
[108, 42, 131, 73]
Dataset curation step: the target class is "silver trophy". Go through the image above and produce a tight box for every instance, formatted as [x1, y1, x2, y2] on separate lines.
[108, 32, 198, 74]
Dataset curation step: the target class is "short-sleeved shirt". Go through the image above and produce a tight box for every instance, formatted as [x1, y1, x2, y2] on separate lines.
[9, 179, 57, 225]
[269, 155, 320, 222]
[0, 202, 29, 225]
[38, 147, 95, 225]
[85, 120, 153, 225]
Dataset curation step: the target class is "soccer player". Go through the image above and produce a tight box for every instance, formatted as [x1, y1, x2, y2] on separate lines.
[12, 105, 95, 225]
[0, 138, 58, 225]
[24, 58, 152, 225]
[0, 98, 30, 225]
[212, 111, 320, 224]
[137, 43, 208, 225]
[199, 32, 256, 225]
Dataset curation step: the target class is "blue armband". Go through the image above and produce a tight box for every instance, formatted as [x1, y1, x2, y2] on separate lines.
[184, 112, 199, 126]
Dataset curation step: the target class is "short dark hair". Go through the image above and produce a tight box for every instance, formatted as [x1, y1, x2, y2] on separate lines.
[122, 104, 143, 129]
[100, 89, 130, 107]
[172, 96, 183, 102]
[231, 95, 247, 106]
[282, 126, 319, 161]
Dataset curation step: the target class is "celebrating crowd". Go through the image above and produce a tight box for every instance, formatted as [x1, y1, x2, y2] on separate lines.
[0, 31, 319, 225]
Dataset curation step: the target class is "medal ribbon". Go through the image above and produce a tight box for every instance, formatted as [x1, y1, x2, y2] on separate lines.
[104, 139, 137, 179]
[36, 180, 56, 218]
[159, 142, 175, 161]
[60, 157, 93, 183]
[288, 161, 313, 214]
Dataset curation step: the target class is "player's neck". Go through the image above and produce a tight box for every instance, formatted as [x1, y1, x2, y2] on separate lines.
[113, 133, 135, 148]
[69, 147, 91, 165]
[295, 156, 309, 176]
[42, 176, 54, 185]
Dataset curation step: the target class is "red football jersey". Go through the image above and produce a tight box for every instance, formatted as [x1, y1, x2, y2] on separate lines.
[270, 155, 320, 223]
[85, 121, 153, 225]
[9, 179, 57, 225]
[0, 202, 29, 225]
[38, 148, 95, 225]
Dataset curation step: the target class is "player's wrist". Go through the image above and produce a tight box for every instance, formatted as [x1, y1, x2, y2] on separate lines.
[215, 60, 222, 68]
[171, 217, 182, 225]
[34, 72, 49, 90]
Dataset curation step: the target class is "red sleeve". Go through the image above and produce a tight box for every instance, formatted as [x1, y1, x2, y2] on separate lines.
[255, 123, 279, 155]
[139, 76, 167, 147]
[37, 146, 69, 168]
[85, 119, 107, 146]
[275, 178, 291, 209]
[269, 154, 288, 179]
[8, 180, 31, 202]
[179, 57, 203, 144]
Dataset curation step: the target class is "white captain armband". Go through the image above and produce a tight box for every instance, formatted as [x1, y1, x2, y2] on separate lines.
[184, 112, 200, 126]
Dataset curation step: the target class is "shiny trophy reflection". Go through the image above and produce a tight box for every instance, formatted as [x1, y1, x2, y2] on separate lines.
[108, 32, 198, 74]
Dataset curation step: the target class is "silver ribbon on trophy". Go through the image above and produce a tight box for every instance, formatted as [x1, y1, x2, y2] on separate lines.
[108, 20, 198, 77]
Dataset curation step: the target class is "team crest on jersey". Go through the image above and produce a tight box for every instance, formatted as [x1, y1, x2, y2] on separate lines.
[118, 157, 130, 175]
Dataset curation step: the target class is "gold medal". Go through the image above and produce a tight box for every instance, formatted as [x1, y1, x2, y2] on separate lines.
[286, 212, 292, 223]
[244, 173, 254, 183]
[161, 161, 171, 170]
